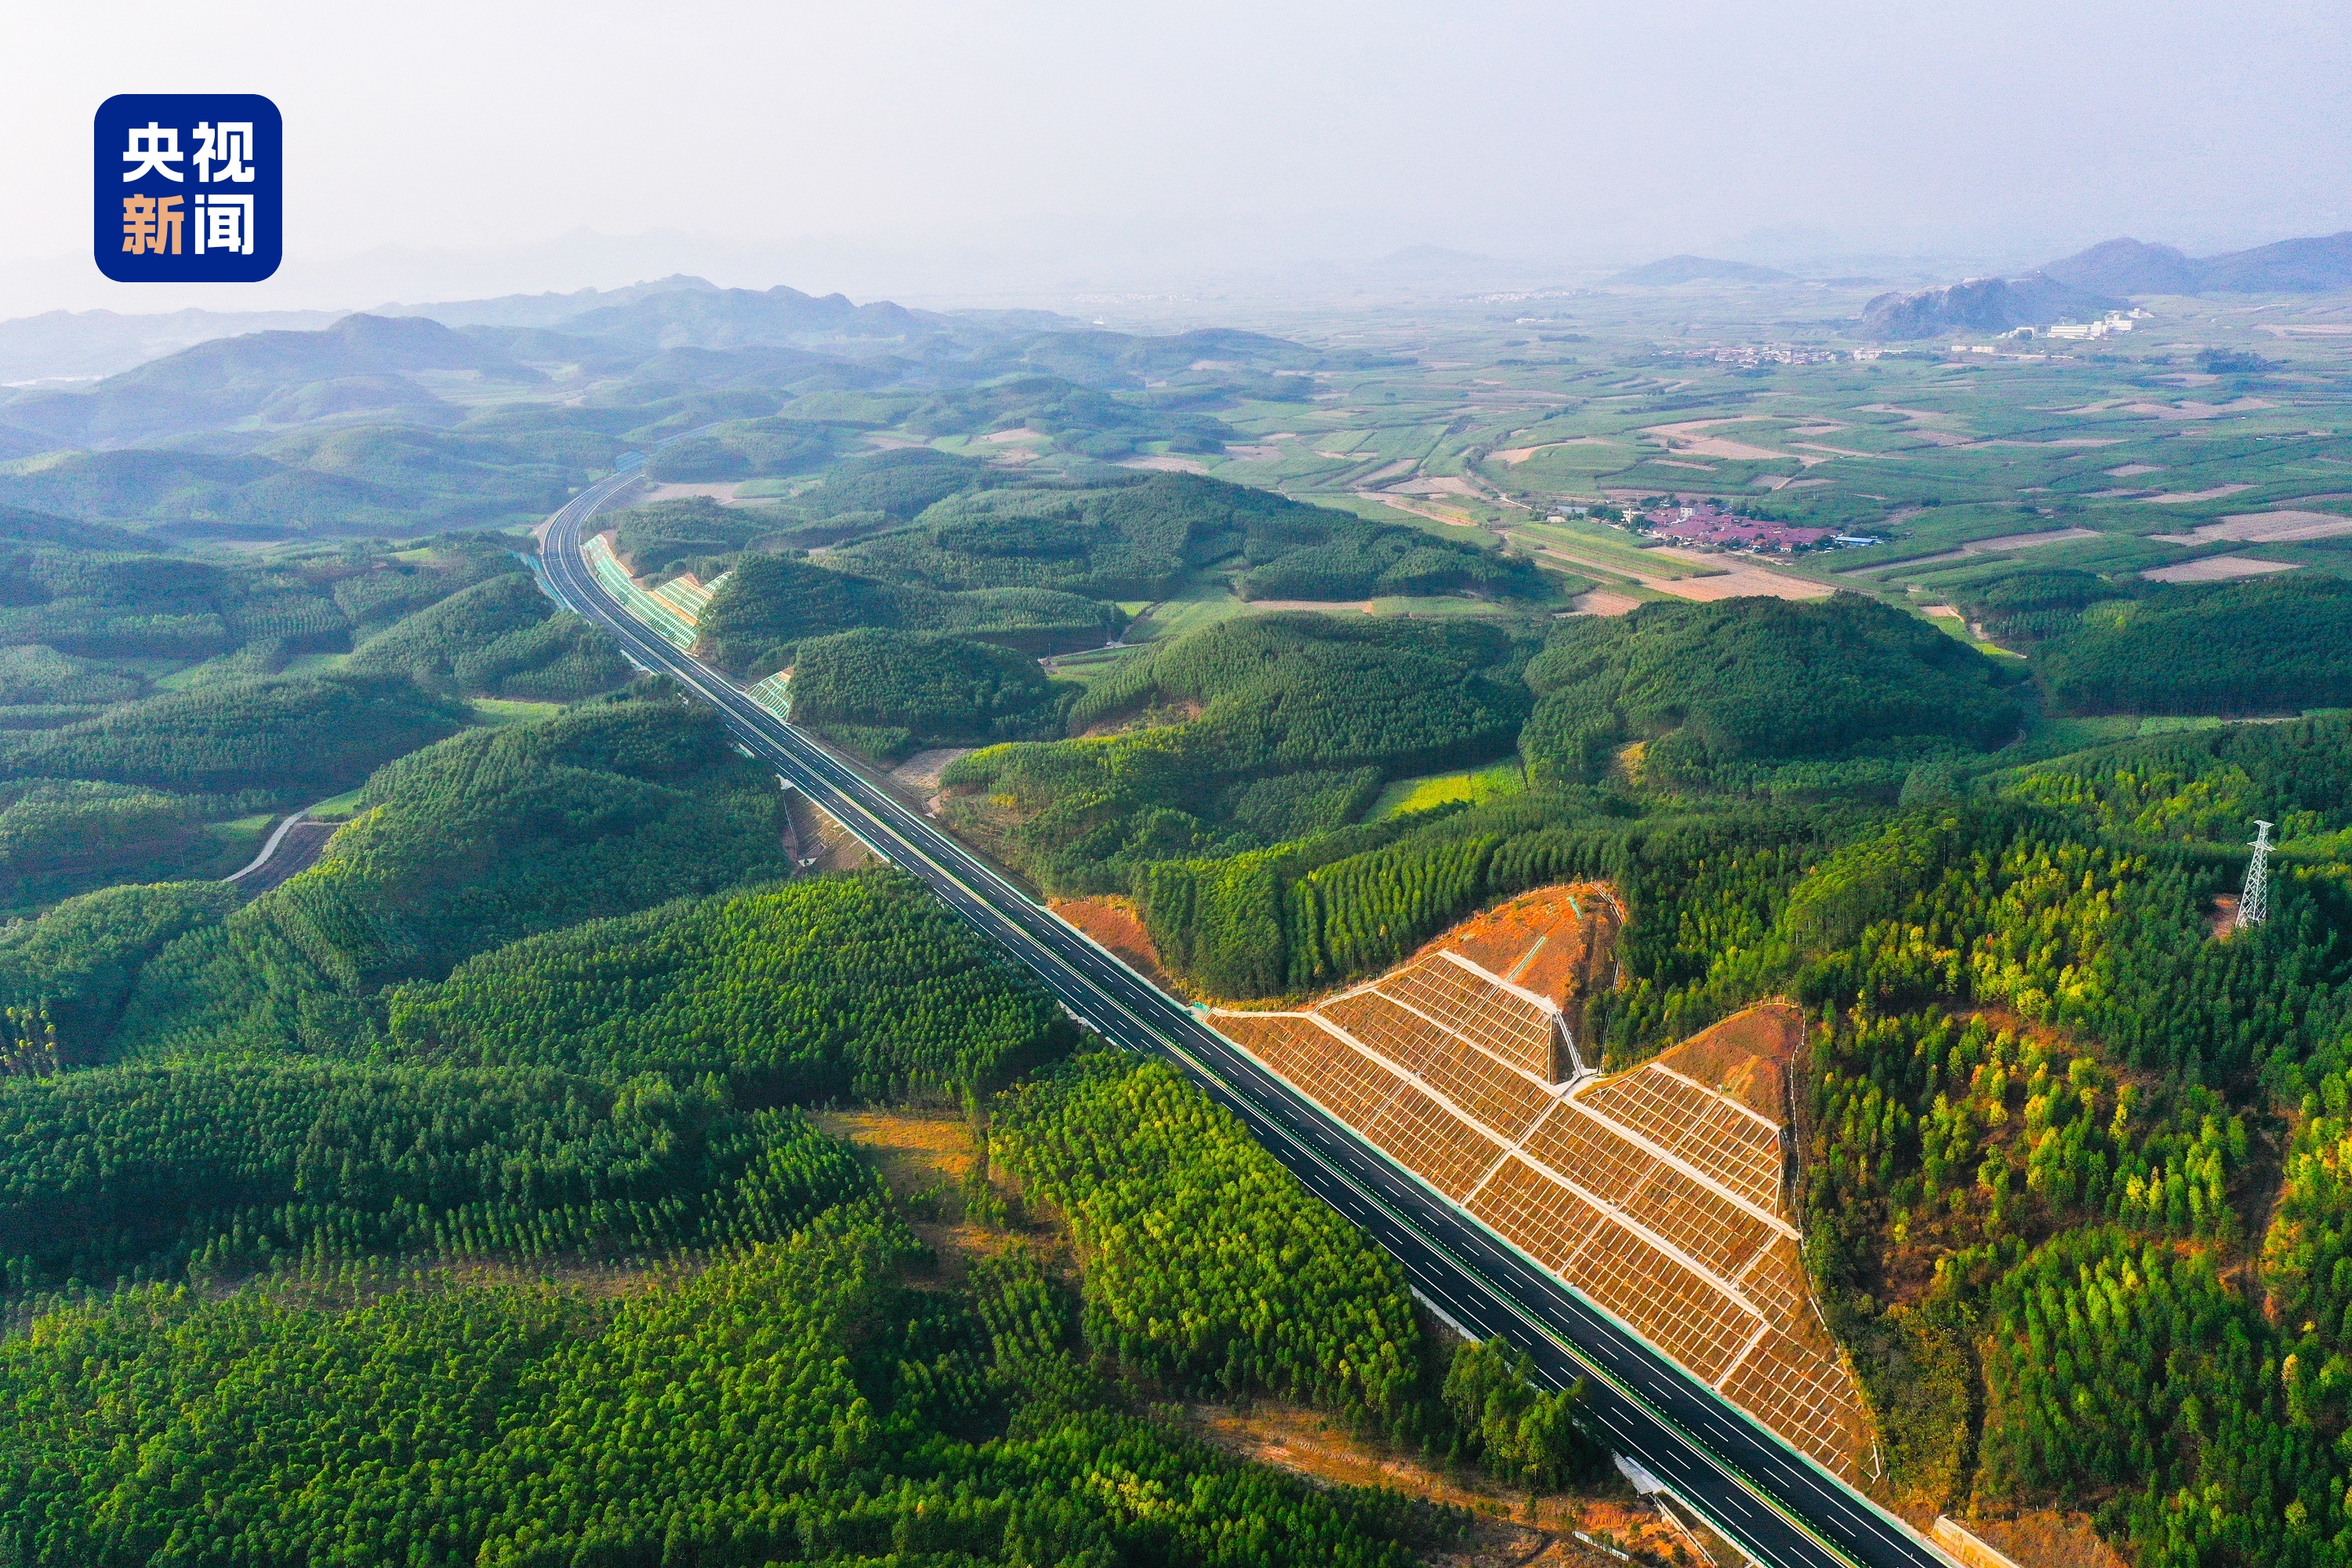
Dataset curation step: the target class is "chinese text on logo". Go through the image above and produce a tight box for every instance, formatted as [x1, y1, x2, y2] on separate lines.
[94, 95, 281, 282]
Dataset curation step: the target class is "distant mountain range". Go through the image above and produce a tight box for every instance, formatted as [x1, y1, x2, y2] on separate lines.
[1606, 256, 1791, 285]
[2038, 231, 2352, 296]
[0, 307, 347, 387]
[0, 314, 539, 448]
[0, 276, 1081, 392]
[1853, 227, 2352, 340]
[0, 278, 1326, 450]
[371, 274, 747, 331]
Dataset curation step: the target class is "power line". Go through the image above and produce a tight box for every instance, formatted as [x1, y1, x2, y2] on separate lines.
[2234, 820, 2273, 931]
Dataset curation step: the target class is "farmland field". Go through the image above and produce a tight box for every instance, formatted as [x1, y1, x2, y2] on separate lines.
[1099, 280, 2352, 638]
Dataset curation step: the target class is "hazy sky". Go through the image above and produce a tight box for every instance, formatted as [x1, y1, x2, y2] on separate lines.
[5, 0, 2348, 314]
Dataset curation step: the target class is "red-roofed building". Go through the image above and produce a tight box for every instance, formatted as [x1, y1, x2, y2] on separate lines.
[1641, 503, 1837, 553]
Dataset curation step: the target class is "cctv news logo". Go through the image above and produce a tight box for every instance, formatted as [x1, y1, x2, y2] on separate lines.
[94, 94, 281, 282]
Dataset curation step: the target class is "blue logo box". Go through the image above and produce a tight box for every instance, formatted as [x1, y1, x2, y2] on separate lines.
[94, 93, 281, 283]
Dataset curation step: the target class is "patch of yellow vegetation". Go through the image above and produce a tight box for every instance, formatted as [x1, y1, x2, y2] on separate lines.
[1191, 1398, 1726, 1566]
[815, 1109, 1054, 1279]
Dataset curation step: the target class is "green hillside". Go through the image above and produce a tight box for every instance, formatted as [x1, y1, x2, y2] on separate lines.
[0, 1065, 878, 1289]
[1522, 593, 2021, 794]
[346, 574, 632, 699]
[609, 495, 811, 574]
[836, 471, 1541, 603]
[642, 415, 838, 481]
[0, 426, 613, 536]
[376, 872, 1066, 1102]
[13, 249, 2352, 1568]
[0, 1214, 1438, 1568]
[0, 672, 465, 798]
[942, 614, 1529, 895]
[694, 552, 901, 669]
[2033, 573, 2352, 715]
[696, 552, 1118, 673]
[0, 881, 240, 1065]
[786, 626, 1073, 757]
[0, 779, 204, 896]
[111, 701, 790, 1058]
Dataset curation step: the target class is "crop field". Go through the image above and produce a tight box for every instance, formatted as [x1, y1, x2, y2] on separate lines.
[1102, 279, 2352, 648]
[1207, 887, 1871, 1479]
[1510, 517, 1726, 580]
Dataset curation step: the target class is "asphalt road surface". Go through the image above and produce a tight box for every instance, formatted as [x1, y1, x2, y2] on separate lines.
[538, 464, 1951, 1568]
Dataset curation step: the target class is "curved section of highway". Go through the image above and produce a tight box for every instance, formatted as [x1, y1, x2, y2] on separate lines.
[538, 465, 1951, 1568]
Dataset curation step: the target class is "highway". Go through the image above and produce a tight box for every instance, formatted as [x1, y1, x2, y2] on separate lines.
[538, 464, 1951, 1568]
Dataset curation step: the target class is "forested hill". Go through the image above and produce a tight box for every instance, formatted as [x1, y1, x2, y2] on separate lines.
[18, 232, 2352, 1568]
[941, 593, 2025, 1000]
[0, 522, 2342, 1568]
[1090, 700, 2352, 1559]
[0, 671, 464, 798]
[1522, 592, 2020, 794]
[689, 467, 1538, 676]
[0, 845, 1598, 1564]
[785, 626, 1074, 760]
[2031, 572, 2352, 716]
[1484, 705, 2352, 1566]
[0, 520, 642, 906]
[0, 280, 1339, 504]
[941, 613, 1531, 902]
[346, 574, 634, 699]
[110, 699, 793, 1062]
[832, 470, 1540, 604]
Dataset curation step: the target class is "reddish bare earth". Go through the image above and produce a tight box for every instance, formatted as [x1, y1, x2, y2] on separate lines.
[1938, 1511, 2125, 1568]
[1653, 1004, 1803, 1122]
[1052, 895, 1178, 992]
[1415, 882, 1622, 1025]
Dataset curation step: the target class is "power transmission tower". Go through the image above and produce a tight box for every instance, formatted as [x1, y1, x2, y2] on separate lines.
[2234, 820, 2274, 931]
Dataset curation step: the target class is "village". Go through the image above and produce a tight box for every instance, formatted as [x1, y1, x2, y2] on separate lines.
[1632, 500, 1878, 554]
